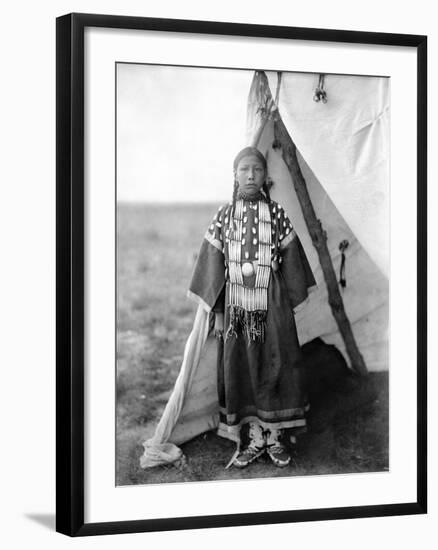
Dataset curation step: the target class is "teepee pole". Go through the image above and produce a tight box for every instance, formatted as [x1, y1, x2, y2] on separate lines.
[273, 117, 368, 377]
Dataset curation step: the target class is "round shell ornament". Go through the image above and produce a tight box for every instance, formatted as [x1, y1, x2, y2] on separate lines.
[242, 262, 255, 277]
[271, 259, 280, 272]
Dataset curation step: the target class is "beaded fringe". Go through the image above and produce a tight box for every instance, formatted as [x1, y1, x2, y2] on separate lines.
[225, 305, 267, 343]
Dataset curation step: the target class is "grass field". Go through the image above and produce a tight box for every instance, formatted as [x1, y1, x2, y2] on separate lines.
[116, 202, 388, 486]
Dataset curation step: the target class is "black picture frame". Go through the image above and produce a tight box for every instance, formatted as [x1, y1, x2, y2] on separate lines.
[56, 12, 427, 537]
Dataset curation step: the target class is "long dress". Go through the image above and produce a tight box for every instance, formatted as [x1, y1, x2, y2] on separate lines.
[188, 195, 316, 443]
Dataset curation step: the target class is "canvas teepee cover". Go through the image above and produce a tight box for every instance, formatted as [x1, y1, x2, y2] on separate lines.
[140, 71, 389, 468]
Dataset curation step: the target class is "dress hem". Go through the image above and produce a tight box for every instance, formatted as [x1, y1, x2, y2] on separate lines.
[218, 417, 306, 440]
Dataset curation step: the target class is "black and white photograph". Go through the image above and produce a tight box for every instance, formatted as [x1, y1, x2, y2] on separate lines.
[0, 0, 432, 545]
[116, 63, 390, 486]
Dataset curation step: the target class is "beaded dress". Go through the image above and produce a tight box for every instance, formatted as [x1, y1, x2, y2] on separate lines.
[189, 194, 316, 442]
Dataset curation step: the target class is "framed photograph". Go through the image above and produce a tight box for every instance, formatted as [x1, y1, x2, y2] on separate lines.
[56, 13, 427, 536]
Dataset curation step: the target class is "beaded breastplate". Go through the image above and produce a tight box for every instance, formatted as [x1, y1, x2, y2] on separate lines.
[225, 198, 272, 342]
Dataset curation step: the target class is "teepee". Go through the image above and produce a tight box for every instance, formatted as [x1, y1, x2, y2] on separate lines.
[140, 69, 389, 468]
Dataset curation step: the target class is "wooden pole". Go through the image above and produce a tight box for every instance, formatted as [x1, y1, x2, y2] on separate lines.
[273, 116, 368, 377]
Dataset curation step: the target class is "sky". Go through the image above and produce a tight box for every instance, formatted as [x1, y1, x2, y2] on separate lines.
[116, 63, 254, 203]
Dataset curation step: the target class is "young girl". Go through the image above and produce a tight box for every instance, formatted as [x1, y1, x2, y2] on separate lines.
[188, 147, 316, 468]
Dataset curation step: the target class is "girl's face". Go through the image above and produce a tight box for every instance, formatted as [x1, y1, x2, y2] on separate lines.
[235, 155, 266, 197]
